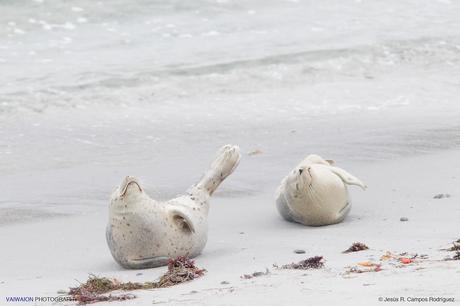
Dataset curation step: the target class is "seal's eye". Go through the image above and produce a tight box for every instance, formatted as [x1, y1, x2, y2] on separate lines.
[299, 169, 304, 175]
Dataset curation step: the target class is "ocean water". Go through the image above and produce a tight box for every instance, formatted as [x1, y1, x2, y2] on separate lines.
[1, 0, 460, 222]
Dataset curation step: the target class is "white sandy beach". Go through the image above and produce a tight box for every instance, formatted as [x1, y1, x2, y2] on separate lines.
[0, 148, 459, 305]
[1, 0, 460, 305]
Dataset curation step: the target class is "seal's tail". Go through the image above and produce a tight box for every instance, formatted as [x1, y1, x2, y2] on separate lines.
[188, 145, 241, 196]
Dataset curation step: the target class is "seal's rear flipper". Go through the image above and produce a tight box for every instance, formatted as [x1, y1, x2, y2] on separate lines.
[125, 256, 170, 269]
[169, 207, 195, 233]
[189, 145, 241, 196]
[329, 166, 367, 190]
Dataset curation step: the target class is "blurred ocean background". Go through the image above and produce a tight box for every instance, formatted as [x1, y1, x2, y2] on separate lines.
[1, 0, 460, 223]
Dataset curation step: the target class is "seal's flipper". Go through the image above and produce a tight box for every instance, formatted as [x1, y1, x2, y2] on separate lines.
[328, 166, 367, 190]
[189, 144, 241, 196]
[125, 256, 170, 269]
[169, 207, 195, 234]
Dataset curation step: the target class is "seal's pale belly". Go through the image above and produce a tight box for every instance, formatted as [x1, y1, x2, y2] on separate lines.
[108, 200, 208, 268]
[277, 176, 350, 226]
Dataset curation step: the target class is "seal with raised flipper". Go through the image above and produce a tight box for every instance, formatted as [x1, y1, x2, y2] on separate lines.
[276, 154, 366, 226]
[106, 145, 241, 269]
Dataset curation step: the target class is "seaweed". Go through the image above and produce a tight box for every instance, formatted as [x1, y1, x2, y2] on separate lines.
[454, 251, 460, 260]
[278, 256, 324, 270]
[345, 264, 382, 274]
[343, 242, 369, 253]
[156, 256, 206, 287]
[240, 268, 270, 279]
[68, 257, 206, 304]
[447, 243, 460, 252]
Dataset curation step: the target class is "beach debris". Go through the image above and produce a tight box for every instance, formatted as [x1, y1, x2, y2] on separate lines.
[345, 264, 381, 274]
[294, 249, 306, 254]
[399, 253, 425, 259]
[220, 281, 230, 285]
[247, 149, 263, 156]
[411, 254, 428, 260]
[136, 273, 143, 276]
[75, 293, 135, 304]
[454, 252, 460, 260]
[400, 217, 409, 222]
[380, 252, 395, 261]
[433, 193, 451, 199]
[345, 251, 430, 276]
[241, 268, 270, 279]
[156, 256, 206, 287]
[399, 257, 413, 264]
[68, 257, 206, 304]
[343, 242, 369, 253]
[357, 261, 377, 267]
[447, 242, 460, 252]
[68, 275, 136, 304]
[277, 256, 324, 270]
[443, 240, 460, 261]
[444, 251, 460, 261]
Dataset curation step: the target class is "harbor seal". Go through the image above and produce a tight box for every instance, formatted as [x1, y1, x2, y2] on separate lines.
[276, 154, 366, 226]
[106, 145, 241, 269]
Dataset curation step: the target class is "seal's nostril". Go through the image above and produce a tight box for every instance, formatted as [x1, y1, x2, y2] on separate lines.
[299, 169, 303, 175]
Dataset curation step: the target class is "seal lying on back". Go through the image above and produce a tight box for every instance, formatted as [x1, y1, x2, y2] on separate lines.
[276, 154, 366, 226]
[106, 145, 241, 269]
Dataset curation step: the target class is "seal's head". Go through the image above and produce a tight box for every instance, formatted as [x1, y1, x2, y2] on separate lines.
[305, 154, 335, 166]
[119, 176, 143, 196]
[110, 176, 145, 209]
[297, 166, 312, 188]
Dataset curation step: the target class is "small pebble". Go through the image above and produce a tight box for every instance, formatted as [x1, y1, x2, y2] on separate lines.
[247, 149, 263, 156]
[220, 281, 230, 285]
[433, 193, 451, 199]
[136, 272, 143, 276]
[294, 249, 306, 254]
[400, 217, 409, 222]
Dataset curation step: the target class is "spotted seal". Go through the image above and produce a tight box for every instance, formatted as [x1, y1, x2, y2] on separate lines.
[106, 145, 241, 268]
